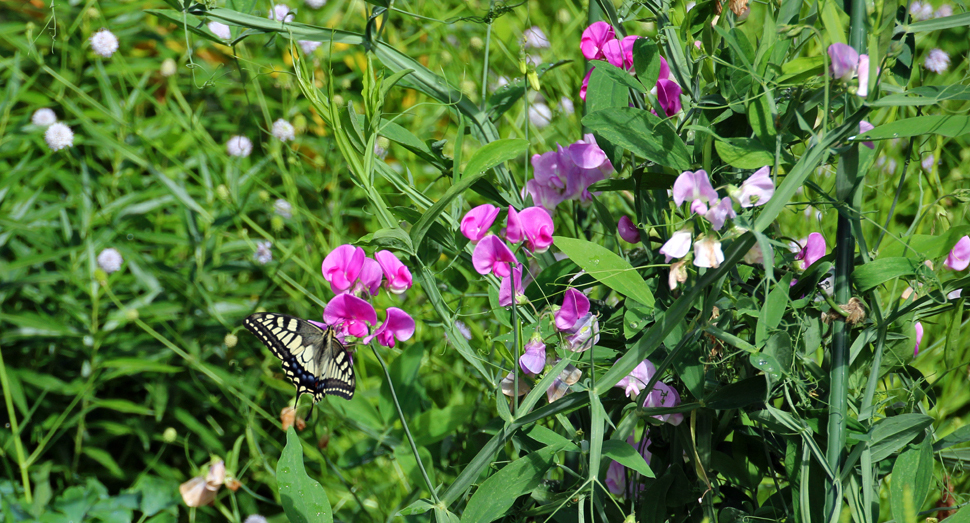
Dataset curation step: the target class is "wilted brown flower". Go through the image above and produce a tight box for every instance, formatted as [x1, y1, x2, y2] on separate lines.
[180, 460, 225, 507]
[225, 478, 241, 492]
[280, 406, 306, 431]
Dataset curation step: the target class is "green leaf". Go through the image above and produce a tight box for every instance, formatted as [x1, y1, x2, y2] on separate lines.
[899, 12, 970, 33]
[869, 414, 934, 462]
[869, 84, 970, 107]
[890, 438, 933, 523]
[705, 377, 767, 410]
[589, 60, 648, 93]
[277, 427, 334, 523]
[601, 440, 655, 478]
[582, 107, 691, 170]
[460, 445, 562, 522]
[411, 405, 475, 446]
[853, 257, 920, 291]
[934, 424, 970, 451]
[632, 38, 662, 89]
[553, 236, 655, 308]
[854, 115, 970, 142]
[715, 138, 775, 169]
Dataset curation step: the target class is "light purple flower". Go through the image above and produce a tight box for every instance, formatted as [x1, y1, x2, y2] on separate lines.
[254, 241, 272, 265]
[529, 103, 552, 128]
[614, 359, 657, 398]
[499, 265, 525, 306]
[208, 21, 231, 40]
[524, 26, 550, 49]
[472, 235, 518, 277]
[555, 288, 590, 331]
[913, 321, 924, 356]
[519, 334, 547, 374]
[945, 236, 970, 271]
[560, 96, 575, 115]
[858, 121, 875, 149]
[618, 216, 640, 243]
[268, 4, 293, 21]
[375, 250, 412, 294]
[525, 134, 613, 211]
[461, 204, 500, 242]
[934, 4, 953, 17]
[97, 248, 124, 273]
[363, 308, 415, 348]
[948, 289, 962, 300]
[642, 381, 684, 425]
[796, 232, 826, 270]
[857, 54, 870, 97]
[563, 312, 599, 351]
[226, 136, 252, 157]
[910, 1, 933, 20]
[924, 48, 950, 74]
[324, 294, 377, 339]
[545, 362, 583, 402]
[580, 21, 615, 61]
[32, 108, 57, 127]
[322, 244, 366, 294]
[672, 170, 718, 208]
[299, 40, 321, 54]
[828, 43, 859, 82]
[606, 436, 652, 497]
[660, 229, 692, 262]
[922, 154, 935, 172]
[90, 29, 119, 58]
[704, 198, 736, 231]
[693, 236, 724, 269]
[736, 166, 775, 207]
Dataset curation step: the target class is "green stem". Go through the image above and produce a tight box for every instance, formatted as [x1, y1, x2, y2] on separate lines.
[0, 342, 32, 503]
[370, 344, 440, 505]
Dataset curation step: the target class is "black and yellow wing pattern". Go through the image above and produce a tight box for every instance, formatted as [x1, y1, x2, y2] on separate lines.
[243, 313, 355, 401]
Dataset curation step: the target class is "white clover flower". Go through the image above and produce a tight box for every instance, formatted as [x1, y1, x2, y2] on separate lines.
[924, 48, 950, 73]
[304, 0, 325, 8]
[524, 26, 549, 49]
[90, 29, 119, 58]
[559, 96, 574, 115]
[244, 515, 268, 523]
[45, 123, 74, 151]
[268, 4, 293, 21]
[32, 108, 57, 127]
[934, 4, 953, 17]
[226, 136, 252, 157]
[298, 40, 321, 53]
[528, 103, 552, 128]
[272, 119, 295, 142]
[160, 58, 177, 77]
[208, 21, 231, 40]
[909, 1, 933, 20]
[274, 199, 292, 218]
[97, 248, 124, 273]
[254, 241, 273, 265]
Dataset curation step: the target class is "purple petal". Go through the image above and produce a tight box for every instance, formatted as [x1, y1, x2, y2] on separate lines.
[555, 288, 590, 331]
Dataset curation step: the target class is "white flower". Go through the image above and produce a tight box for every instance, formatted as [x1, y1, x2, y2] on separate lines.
[934, 4, 953, 17]
[226, 136, 252, 157]
[268, 4, 293, 21]
[305, 0, 326, 8]
[686, 0, 696, 10]
[243, 515, 268, 523]
[560, 96, 574, 115]
[160, 58, 177, 77]
[254, 241, 272, 265]
[32, 108, 57, 126]
[274, 199, 292, 218]
[272, 119, 295, 142]
[298, 40, 321, 53]
[524, 26, 549, 48]
[97, 248, 124, 273]
[208, 21, 231, 40]
[693, 236, 724, 269]
[924, 48, 950, 74]
[45, 123, 74, 151]
[660, 229, 693, 262]
[528, 103, 552, 128]
[90, 29, 119, 58]
[909, 1, 933, 20]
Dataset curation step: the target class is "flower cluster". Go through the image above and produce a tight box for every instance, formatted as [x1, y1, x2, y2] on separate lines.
[90, 29, 119, 58]
[465, 204, 555, 280]
[525, 134, 614, 212]
[317, 245, 415, 348]
[924, 48, 950, 74]
[579, 21, 682, 117]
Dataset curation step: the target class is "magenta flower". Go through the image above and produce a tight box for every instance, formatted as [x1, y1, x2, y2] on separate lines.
[518, 207, 555, 253]
[355, 257, 384, 297]
[945, 236, 970, 271]
[580, 68, 593, 101]
[472, 235, 518, 277]
[655, 79, 682, 117]
[555, 288, 590, 331]
[858, 121, 875, 150]
[374, 250, 412, 294]
[580, 21, 615, 60]
[735, 166, 775, 207]
[614, 359, 657, 398]
[504, 206, 523, 244]
[913, 321, 924, 356]
[693, 236, 724, 269]
[322, 245, 365, 294]
[796, 232, 826, 270]
[461, 204, 500, 242]
[660, 229, 692, 262]
[704, 198, 736, 231]
[602, 36, 640, 70]
[672, 170, 718, 208]
[828, 43, 859, 82]
[324, 293, 377, 339]
[606, 436, 652, 496]
[563, 313, 600, 351]
[363, 308, 415, 348]
[618, 216, 640, 243]
[499, 265, 525, 306]
[658, 56, 670, 81]
[642, 381, 684, 425]
[519, 334, 547, 374]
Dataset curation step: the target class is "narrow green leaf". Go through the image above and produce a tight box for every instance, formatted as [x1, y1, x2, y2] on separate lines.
[601, 440, 655, 478]
[582, 107, 691, 171]
[900, 12, 970, 33]
[460, 445, 561, 522]
[277, 427, 334, 523]
[869, 85, 970, 107]
[854, 115, 970, 141]
[933, 424, 970, 451]
[853, 257, 920, 291]
[869, 414, 934, 462]
[554, 236, 655, 308]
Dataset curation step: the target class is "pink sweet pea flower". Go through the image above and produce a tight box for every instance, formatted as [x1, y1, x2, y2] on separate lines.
[354, 257, 384, 297]
[658, 56, 670, 80]
[519, 334, 547, 374]
[672, 170, 718, 208]
[555, 288, 591, 331]
[499, 265, 525, 306]
[472, 235, 518, 277]
[614, 359, 657, 398]
[859, 121, 875, 149]
[518, 207, 555, 253]
[796, 232, 826, 270]
[606, 436, 652, 497]
[324, 293, 377, 339]
[642, 381, 684, 425]
[602, 36, 640, 71]
[704, 198, 736, 231]
[735, 166, 775, 207]
[363, 308, 415, 348]
[660, 229, 692, 262]
[828, 43, 859, 82]
[580, 21, 615, 61]
[527, 148, 571, 210]
[580, 68, 593, 101]
[563, 312, 600, 351]
[946, 236, 970, 271]
[618, 216, 640, 243]
[913, 321, 924, 356]
[504, 206, 524, 244]
[461, 204, 500, 242]
[655, 79, 682, 117]
[322, 244, 366, 294]
[375, 250, 412, 294]
[693, 236, 724, 268]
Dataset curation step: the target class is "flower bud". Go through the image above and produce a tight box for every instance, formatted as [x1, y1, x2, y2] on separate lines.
[163, 427, 177, 442]
[225, 333, 238, 348]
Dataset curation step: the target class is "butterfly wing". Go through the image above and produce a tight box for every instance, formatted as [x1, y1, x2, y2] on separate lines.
[243, 313, 355, 402]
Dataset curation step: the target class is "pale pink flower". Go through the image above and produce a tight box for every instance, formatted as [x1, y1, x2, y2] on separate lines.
[659, 229, 692, 262]
[945, 236, 970, 271]
[693, 236, 724, 268]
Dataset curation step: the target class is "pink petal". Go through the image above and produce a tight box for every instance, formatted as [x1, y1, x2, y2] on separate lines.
[356, 257, 384, 296]
[505, 206, 524, 244]
[945, 236, 970, 271]
[659, 229, 692, 262]
[519, 337, 547, 374]
[913, 321, 924, 356]
[580, 21, 615, 61]
[321, 244, 366, 294]
[737, 166, 775, 207]
[499, 265, 524, 306]
[364, 308, 415, 347]
[375, 250, 412, 294]
[555, 288, 590, 331]
[656, 79, 682, 117]
[324, 294, 377, 339]
[828, 43, 859, 82]
[859, 121, 875, 149]
[796, 232, 827, 269]
[472, 235, 518, 277]
[519, 207, 555, 253]
[672, 170, 718, 207]
[460, 204, 500, 242]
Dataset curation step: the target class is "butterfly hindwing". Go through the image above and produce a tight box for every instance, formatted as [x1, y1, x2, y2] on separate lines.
[243, 313, 355, 402]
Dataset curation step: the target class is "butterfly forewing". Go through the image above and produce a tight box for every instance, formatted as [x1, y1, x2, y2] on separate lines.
[243, 313, 356, 402]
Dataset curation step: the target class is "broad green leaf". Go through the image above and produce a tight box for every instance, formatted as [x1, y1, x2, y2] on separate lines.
[750, 352, 784, 383]
[715, 138, 775, 169]
[934, 424, 970, 451]
[278, 427, 333, 523]
[890, 438, 933, 523]
[460, 445, 561, 523]
[601, 440, 655, 478]
[853, 257, 920, 291]
[632, 38, 662, 90]
[854, 115, 970, 142]
[590, 60, 648, 93]
[554, 236, 655, 308]
[869, 414, 934, 462]
[582, 107, 691, 170]
[776, 56, 823, 84]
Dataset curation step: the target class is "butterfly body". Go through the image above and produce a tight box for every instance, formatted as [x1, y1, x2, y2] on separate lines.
[243, 313, 355, 402]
